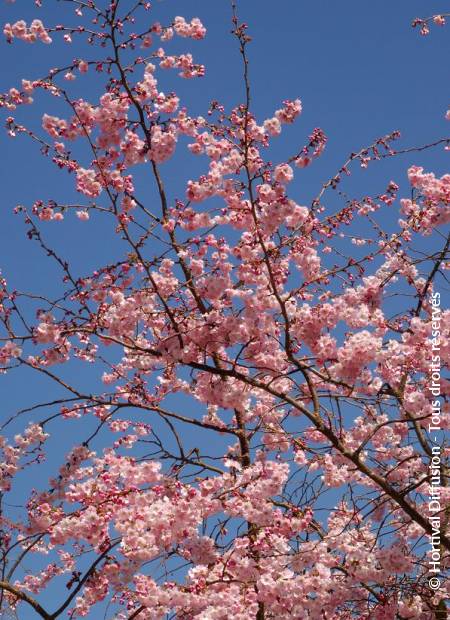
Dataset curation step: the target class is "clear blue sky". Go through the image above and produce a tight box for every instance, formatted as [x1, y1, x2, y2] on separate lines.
[0, 1, 448, 616]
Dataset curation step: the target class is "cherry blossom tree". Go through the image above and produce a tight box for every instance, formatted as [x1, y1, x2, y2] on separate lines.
[0, 2, 449, 618]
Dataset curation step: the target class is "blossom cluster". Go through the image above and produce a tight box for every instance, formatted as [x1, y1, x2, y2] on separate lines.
[0, 1, 448, 619]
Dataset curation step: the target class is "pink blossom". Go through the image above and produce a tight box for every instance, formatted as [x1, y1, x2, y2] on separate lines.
[275, 98, 302, 124]
[274, 163, 294, 184]
[76, 210, 89, 221]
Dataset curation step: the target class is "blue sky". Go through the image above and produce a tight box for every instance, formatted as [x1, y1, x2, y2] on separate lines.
[0, 0, 449, 617]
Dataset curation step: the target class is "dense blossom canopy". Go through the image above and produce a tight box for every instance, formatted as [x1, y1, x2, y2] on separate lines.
[0, 2, 449, 619]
